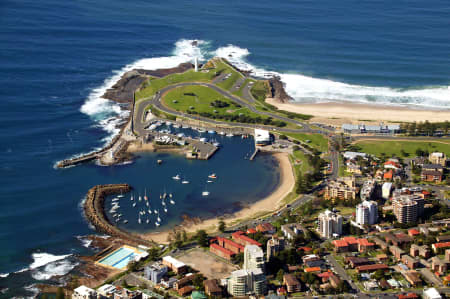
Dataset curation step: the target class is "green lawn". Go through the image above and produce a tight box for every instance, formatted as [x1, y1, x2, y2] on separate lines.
[353, 140, 450, 158]
[285, 132, 329, 152]
[250, 80, 269, 101]
[291, 150, 313, 174]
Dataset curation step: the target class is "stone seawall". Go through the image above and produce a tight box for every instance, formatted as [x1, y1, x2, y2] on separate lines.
[84, 184, 153, 247]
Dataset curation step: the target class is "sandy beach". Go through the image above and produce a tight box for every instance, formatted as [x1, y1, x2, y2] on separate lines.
[266, 98, 450, 126]
[142, 152, 295, 243]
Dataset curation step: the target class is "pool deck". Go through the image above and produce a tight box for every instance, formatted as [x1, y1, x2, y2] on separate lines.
[95, 244, 145, 270]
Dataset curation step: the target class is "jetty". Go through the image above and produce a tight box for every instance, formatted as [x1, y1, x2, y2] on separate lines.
[84, 184, 154, 247]
[249, 148, 259, 161]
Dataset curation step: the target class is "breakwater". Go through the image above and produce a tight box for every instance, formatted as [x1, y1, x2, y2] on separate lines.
[84, 184, 154, 247]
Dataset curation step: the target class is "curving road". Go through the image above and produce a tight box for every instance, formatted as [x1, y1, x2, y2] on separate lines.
[134, 82, 320, 137]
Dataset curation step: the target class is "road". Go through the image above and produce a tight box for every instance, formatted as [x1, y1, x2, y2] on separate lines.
[133, 82, 323, 138]
[325, 254, 359, 293]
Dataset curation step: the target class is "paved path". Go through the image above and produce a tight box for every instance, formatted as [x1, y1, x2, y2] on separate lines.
[134, 82, 319, 138]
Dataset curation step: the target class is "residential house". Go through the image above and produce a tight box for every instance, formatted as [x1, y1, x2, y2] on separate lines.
[402, 271, 422, 287]
[401, 255, 419, 269]
[283, 274, 301, 293]
[203, 279, 222, 297]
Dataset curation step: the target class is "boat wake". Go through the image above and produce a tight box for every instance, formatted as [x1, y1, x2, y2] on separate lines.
[80, 38, 450, 144]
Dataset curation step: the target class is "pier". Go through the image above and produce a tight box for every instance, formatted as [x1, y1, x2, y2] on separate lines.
[249, 148, 259, 161]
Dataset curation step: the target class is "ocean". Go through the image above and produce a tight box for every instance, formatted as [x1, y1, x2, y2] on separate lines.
[1, 0, 449, 296]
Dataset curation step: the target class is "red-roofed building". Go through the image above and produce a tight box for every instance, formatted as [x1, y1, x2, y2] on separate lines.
[216, 237, 244, 254]
[398, 293, 418, 299]
[422, 190, 431, 198]
[304, 267, 321, 273]
[432, 242, 450, 253]
[317, 271, 333, 282]
[256, 223, 275, 234]
[332, 237, 375, 253]
[408, 229, 420, 237]
[384, 170, 393, 180]
[232, 231, 262, 247]
[247, 228, 257, 234]
[384, 161, 401, 170]
[356, 264, 389, 273]
[298, 247, 312, 252]
[210, 243, 235, 260]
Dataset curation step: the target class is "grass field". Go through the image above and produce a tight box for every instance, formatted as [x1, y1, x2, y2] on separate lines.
[291, 150, 313, 174]
[353, 139, 450, 157]
[285, 132, 329, 152]
[250, 80, 269, 101]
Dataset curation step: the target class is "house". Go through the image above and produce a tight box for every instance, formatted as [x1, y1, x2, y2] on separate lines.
[410, 244, 430, 258]
[423, 288, 442, 299]
[302, 254, 324, 268]
[384, 160, 401, 170]
[421, 170, 443, 182]
[216, 237, 244, 254]
[203, 279, 222, 297]
[398, 293, 419, 299]
[328, 274, 341, 288]
[162, 256, 187, 274]
[408, 229, 420, 237]
[210, 243, 235, 260]
[178, 286, 194, 297]
[384, 170, 393, 181]
[175, 274, 197, 290]
[401, 255, 419, 269]
[160, 277, 178, 289]
[256, 223, 275, 234]
[429, 152, 447, 167]
[283, 274, 301, 293]
[389, 245, 405, 260]
[356, 264, 389, 273]
[372, 236, 388, 250]
[232, 231, 262, 247]
[379, 279, 391, 290]
[247, 228, 257, 234]
[281, 223, 306, 240]
[376, 254, 389, 262]
[384, 233, 413, 247]
[364, 280, 379, 291]
[432, 242, 450, 253]
[423, 164, 444, 173]
[345, 257, 372, 268]
[436, 234, 450, 242]
[402, 270, 422, 287]
[332, 237, 375, 253]
[304, 267, 321, 273]
[72, 286, 97, 299]
[431, 256, 449, 275]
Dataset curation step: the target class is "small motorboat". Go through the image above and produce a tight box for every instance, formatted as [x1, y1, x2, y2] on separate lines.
[148, 209, 152, 214]
[155, 222, 160, 227]
[164, 208, 168, 213]
[208, 130, 216, 134]
[172, 174, 181, 180]
[199, 137, 208, 142]
[132, 202, 136, 207]
[181, 180, 190, 184]
[208, 173, 217, 179]
[213, 142, 220, 147]
[226, 133, 234, 137]
[130, 195, 134, 201]
[146, 219, 150, 224]
[123, 220, 128, 224]
[207, 180, 213, 183]
[170, 199, 175, 205]
[219, 131, 225, 135]
[202, 191, 210, 197]
[157, 159, 163, 165]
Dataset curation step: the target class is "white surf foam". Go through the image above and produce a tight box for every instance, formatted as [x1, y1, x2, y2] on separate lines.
[31, 259, 78, 281]
[213, 44, 450, 109]
[80, 39, 209, 141]
[76, 235, 93, 248]
[29, 252, 71, 270]
[0, 273, 8, 278]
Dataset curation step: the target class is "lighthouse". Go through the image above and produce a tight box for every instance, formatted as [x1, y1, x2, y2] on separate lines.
[194, 57, 198, 72]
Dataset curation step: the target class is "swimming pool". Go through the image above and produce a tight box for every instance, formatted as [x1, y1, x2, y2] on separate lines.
[97, 246, 145, 269]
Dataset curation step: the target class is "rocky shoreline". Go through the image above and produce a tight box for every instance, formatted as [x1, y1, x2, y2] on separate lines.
[84, 184, 153, 247]
[269, 76, 293, 103]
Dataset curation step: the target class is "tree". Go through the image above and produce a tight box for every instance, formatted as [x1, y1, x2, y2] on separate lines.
[276, 269, 285, 282]
[195, 230, 209, 247]
[148, 247, 160, 261]
[56, 288, 65, 299]
[218, 220, 226, 233]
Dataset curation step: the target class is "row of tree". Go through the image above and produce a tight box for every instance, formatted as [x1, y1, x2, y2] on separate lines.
[401, 121, 450, 136]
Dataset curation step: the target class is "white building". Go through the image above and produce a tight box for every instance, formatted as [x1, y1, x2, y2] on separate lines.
[356, 200, 378, 226]
[318, 210, 343, 238]
[423, 288, 442, 299]
[343, 151, 367, 160]
[382, 182, 393, 200]
[72, 286, 97, 299]
[227, 268, 267, 297]
[97, 284, 117, 297]
[255, 129, 271, 145]
[244, 245, 265, 271]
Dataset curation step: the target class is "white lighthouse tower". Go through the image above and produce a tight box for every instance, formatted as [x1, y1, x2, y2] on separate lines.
[194, 57, 198, 72]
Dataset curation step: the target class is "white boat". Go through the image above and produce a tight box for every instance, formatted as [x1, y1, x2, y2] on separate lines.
[146, 201, 149, 207]
[208, 130, 216, 134]
[219, 131, 225, 135]
[144, 188, 148, 201]
[165, 121, 172, 126]
[170, 199, 175, 205]
[117, 193, 124, 198]
[123, 220, 128, 224]
[146, 219, 150, 224]
[172, 174, 181, 180]
[173, 124, 181, 129]
[226, 133, 234, 137]
[177, 133, 185, 138]
[197, 128, 205, 133]
[142, 210, 146, 215]
[154, 209, 158, 214]
[169, 193, 173, 198]
[148, 209, 152, 214]
[130, 195, 134, 201]
[155, 222, 160, 227]
[112, 197, 120, 202]
[138, 195, 142, 202]
[202, 191, 210, 197]
[138, 216, 141, 224]
[157, 215, 161, 222]
[213, 142, 220, 147]
[207, 180, 213, 183]
[132, 202, 136, 207]
[162, 201, 166, 206]
[208, 173, 217, 179]
[164, 208, 168, 213]
[181, 180, 189, 184]
[199, 137, 208, 142]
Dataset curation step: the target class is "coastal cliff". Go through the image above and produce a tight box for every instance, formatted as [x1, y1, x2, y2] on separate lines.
[84, 184, 153, 247]
[269, 76, 293, 103]
[102, 62, 194, 103]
